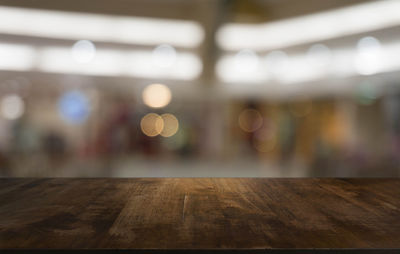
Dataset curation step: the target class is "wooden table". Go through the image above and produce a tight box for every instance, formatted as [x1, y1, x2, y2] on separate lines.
[1, 178, 400, 253]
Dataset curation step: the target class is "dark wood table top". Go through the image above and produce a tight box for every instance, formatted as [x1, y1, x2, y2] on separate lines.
[1, 178, 400, 253]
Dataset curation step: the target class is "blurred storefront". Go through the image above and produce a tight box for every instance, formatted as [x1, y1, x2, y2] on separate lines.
[0, 0, 399, 177]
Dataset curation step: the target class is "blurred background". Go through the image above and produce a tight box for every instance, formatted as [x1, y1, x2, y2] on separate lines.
[0, 0, 399, 177]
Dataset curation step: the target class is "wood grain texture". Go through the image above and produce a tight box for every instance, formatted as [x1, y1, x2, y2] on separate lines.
[0, 178, 399, 250]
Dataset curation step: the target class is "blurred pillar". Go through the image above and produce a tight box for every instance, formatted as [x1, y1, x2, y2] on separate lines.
[197, 0, 229, 86]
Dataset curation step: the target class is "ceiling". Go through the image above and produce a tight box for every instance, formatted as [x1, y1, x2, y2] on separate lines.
[0, 0, 398, 100]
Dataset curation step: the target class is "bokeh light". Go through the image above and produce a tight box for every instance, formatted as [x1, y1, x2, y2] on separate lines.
[1, 1, 400, 180]
[140, 113, 164, 137]
[142, 83, 172, 108]
[1, 94, 25, 120]
[160, 113, 179, 137]
[71, 40, 96, 64]
[354, 36, 382, 75]
[152, 44, 177, 68]
[265, 50, 289, 79]
[58, 90, 90, 124]
[307, 44, 332, 68]
[234, 49, 259, 73]
[238, 109, 263, 132]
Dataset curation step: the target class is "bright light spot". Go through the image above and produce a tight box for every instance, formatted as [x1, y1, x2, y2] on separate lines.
[71, 40, 96, 63]
[217, 41, 400, 86]
[40, 47, 124, 76]
[234, 49, 259, 73]
[216, 54, 268, 83]
[160, 113, 179, 137]
[58, 90, 90, 124]
[253, 126, 277, 152]
[307, 44, 332, 68]
[217, 0, 400, 51]
[140, 113, 164, 137]
[38, 46, 201, 80]
[142, 84, 172, 108]
[265, 51, 289, 80]
[0, 43, 35, 71]
[238, 109, 263, 132]
[0, 6, 204, 48]
[357, 37, 382, 55]
[152, 44, 177, 68]
[127, 50, 202, 80]
[1, 94, 25, 120]
[354, 36, 382, 75]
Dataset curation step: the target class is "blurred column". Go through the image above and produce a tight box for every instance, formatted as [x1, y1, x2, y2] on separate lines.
[197, 0, 228, 85]
[200, 100, 226, 158]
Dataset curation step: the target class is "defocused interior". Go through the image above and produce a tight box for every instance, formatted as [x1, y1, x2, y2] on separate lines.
[0, 0, 399, 177]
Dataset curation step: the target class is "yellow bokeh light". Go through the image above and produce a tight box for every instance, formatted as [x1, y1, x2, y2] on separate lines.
[238, 108, 263, 132]
[142, 83, 172, 108]
[140, 113, 164, 137]
[160, 113, 179, 137]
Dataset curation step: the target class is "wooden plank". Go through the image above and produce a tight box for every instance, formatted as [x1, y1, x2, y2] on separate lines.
[0, 178, 399, 251]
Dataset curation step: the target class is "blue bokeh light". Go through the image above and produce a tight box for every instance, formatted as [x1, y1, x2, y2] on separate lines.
[58, 90, 90, 124]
